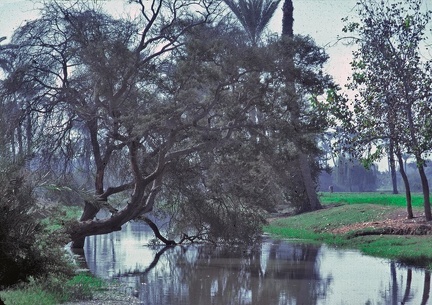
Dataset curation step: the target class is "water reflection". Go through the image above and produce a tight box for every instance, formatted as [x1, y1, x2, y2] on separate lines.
[79, 222, 430, 305]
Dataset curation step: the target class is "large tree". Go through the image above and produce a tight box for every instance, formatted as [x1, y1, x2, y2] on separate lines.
[280, 0, 322, 211]
[223, 0, 331, 213]
[3, 1, 235, 248]
[2, 0, 334, 248]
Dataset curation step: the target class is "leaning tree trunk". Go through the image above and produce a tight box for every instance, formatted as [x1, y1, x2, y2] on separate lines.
[396, 148, 413, 219]
[71, 202, 100, 248]
[71, 119, 107, 248]
[406, 106, 431, 220]
[282, 0, 321, 211]
[68, 177, 161, 247]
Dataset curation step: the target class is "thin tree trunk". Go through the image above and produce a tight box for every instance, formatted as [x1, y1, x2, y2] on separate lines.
[406, 106, 431, 220]
[396, 149, 413, 219]
[17, 125, 23, 157]
[389, 139, 398, 194]
[417, 163, 431, 221]
[26, 113, 32, 155]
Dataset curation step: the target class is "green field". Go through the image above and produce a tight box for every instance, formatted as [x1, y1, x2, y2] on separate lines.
[319, 192, 425, 207]
[265, 192, 432, 268]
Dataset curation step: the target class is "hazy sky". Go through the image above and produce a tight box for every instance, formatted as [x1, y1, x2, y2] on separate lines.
[271, 0, 359, 87]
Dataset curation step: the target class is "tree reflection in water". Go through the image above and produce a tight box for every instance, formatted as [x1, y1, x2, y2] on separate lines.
[114, 241, 332, 305]
[77, 223, 431, 304]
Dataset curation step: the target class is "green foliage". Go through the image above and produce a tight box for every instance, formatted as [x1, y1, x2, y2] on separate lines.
[41, 205, 82, 232]
[329, 0, 432, 219]
[331, 0, 432, 163]
[58, 273, 106, 301]
[154, 22, 335, 241]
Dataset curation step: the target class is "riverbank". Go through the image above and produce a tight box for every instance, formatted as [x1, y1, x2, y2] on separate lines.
[0, 273, 140, 305]
[264, 202, 432, 268]
[61, 280, 140, 305]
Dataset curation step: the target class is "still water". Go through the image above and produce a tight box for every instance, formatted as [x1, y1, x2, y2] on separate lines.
[78, 221, 430, 305]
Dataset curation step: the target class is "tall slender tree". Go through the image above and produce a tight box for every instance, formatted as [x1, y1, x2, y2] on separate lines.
[281, 0, 321, 211]
[224, 0, 323, 212]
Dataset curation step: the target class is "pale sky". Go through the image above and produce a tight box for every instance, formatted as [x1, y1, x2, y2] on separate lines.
[271, 0, 359, 88]
[0, 0, 359, 86]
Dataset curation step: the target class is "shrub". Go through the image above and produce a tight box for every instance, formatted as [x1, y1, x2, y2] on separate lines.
[0, 166, 74, 287]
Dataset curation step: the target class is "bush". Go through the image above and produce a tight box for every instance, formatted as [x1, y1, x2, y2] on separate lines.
[0, 166, 74, 287]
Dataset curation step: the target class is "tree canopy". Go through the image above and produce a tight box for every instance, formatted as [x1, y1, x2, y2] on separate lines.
[0, 0, 334, 247]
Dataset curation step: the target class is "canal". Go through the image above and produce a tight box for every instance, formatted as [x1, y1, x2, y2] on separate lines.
[76, 221, 430, 305]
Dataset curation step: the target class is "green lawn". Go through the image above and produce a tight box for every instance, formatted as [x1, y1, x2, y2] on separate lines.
[319, 192, 424, 207]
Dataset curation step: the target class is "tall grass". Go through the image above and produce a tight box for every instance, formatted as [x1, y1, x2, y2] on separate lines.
[0, 288, 58, 305]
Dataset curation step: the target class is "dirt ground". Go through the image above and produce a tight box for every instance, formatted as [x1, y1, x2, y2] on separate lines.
[328, 208, 432, 236]
[62, 281, 141, 305]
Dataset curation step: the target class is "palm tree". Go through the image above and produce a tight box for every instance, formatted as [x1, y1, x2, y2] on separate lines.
[282, 0, 322, 211]
[282, 0, 294, 37]
[224, 0, 322, 212]
[223, 0, 281, 45]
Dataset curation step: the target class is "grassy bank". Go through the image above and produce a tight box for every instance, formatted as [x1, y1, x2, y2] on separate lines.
[0, 205, 102, 305]
[0, 273, 106, 305]
[265, 192, 432, 268]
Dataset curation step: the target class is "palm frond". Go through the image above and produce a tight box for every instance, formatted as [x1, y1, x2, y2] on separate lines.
[223, 0, 281, 45]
